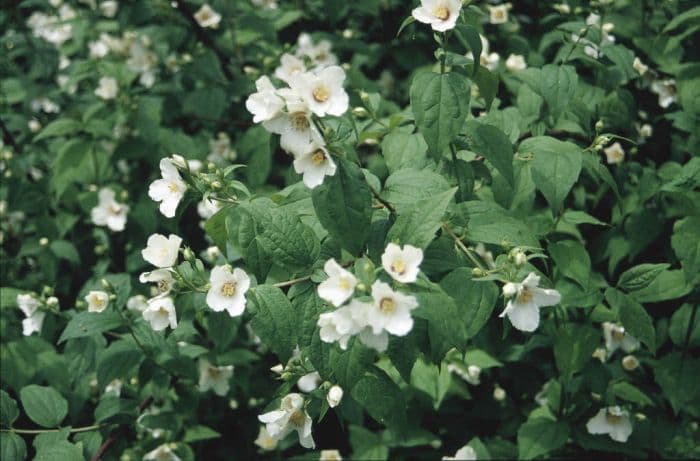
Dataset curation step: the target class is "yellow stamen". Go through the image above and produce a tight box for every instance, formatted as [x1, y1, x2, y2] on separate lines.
[435, 6, 450, 20]
[311, 149, 326, 166]
[289, 410, 306, 427]
[168, 182, 179, 193]
[290, 111, 310, 131]
[516, 288, 534, 304]
[312, 86, 330, 103]
[391, 260, 406, 275]
[221, 281, 236, 297]
[379, 297, 396, 314]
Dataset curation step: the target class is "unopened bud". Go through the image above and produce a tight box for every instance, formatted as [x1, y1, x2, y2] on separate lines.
[270, 364, 284, 375]
[472, 267, 485, 277]
[635, 412, 646, 421]
[326, 385, 344, 408]
[352, 107, 368, 118]
[595, 120, 604, 132]
[361, 137, 379, 146]
[101, 278, 112, 290]
[359, 91, 370, 103]
[622, 355, 639, 371]
[39, 237, 49, 246]
[591, 392, 602, 401]
[493, 385, 506, 401]
[210, 181, 222, 189]
[229, 399, 239, 409]
[592, 347, 607, 363]
[183, 247, 195, 262]
[46, 296, 59, 307]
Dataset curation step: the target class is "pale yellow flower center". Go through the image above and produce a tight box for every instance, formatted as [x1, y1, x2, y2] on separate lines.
[221, 281, 237, 297]
[290, 111, 310, 131]
[289, 410, 306, 427]
[434, 6, 450, 20]
[157, 280, 170, 293]
[379, 297, 396, 314]
[207, 366, 222, 378]
[338, 277, 351, 290]
[168, 182, 179, 193]
[157, 306, 169, 316]
[612, 328, 625, 341]
[91, 295, 105, 307]
[108, 203, 122, 215]
[312, 86, 330, 103]
[493, 10, 506, 21]
[311, 149, 326, 166]
[391, 259, 406, 276]
[606, 410, 622, 424]
[516, 287, 534, 304]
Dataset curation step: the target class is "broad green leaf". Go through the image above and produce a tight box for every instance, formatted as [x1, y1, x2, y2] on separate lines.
[440, 268, 499, 338]
[457, 201, 540, 248]
[629, 270, 692, 303]
[410, 357, 451, 409]
[51, 140, 94, 197]
[249, 285, 297, 362]
[94, 397, 137, 423]
[464, 349, 503, 369]
[519, 65, 578, 119]
[381, 168, 451, 213]
[96, 340, 144, 387]
[349, 425, 389, 460]
[387, 188, 457, 249]
[312, 158, 373, 254]
[522, 136, 582, 213]
[562, 210, 608, 227]
[463, 120, 514, 185]
[19, 385, 68, 428]
[668, 304, 700, 347]
[0, 432, 27, 461]
[34, 440, 83, 461]
[330, 339, 377, 390]
[671, 216, 700, 282]
[49, 240, 80, 265]
[415, 291, 467, 359]
[183, 425, 221, 443]
[517, 418, 569, 460]
[410, 72, 470, 158]
[653, 352, 700, 414]
[605, 289, 656, 352]
[33, 119, 81, 141]
[611, 382, 653, 407]
[0, 390, 19, 427]
[553, 324, 598, 381]
[617, 263, 670, 292]
[351, 367, 406, 430]
[549, 240, 591, 288]
[58, 311, 124, 344]
[663, 5, 700, 33]
[381, 130, 428, 173]
[290, 283, 327, 349]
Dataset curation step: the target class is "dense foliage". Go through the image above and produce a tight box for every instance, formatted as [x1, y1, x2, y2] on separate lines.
[1, 0, 699, 460]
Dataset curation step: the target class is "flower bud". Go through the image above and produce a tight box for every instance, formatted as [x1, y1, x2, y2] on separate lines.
[229, 399, 239, 409]
[595, 120, 604, 132]
[472, 267, 485, 277]
[327, 385, 343, 408]
[183, 247, 195, 262]
[622, 355, 639, 371]
[591, 392, 602, 401]
[270, 364, 284, 375]
[493, 385, 506, 401]
[635, 412, 646, 421]
[101, 278, 112, 290]
[352, 107, 368, 118]
[210, 180, 222, 189]
[46, 296, 59, 307]
[502, 282, 517, 298]
[592, 347, 607, 363]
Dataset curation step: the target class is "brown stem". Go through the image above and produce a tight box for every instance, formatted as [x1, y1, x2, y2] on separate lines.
[90, 396, 154, 461]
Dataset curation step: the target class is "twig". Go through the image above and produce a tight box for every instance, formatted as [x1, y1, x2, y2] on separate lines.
[273, 274, 313, 288]
[2, 424, 103, 435]
[368, 184, 396, 214]
[441, 222, 486, 270]
[90, 396, 154, 461]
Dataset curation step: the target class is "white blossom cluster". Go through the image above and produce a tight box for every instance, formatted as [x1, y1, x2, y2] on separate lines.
[27, 4, 76, 47]
[245, 33, 348, 189]
[317, 243, 423, 352]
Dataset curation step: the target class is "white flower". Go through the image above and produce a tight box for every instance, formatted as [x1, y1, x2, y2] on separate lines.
[197, 198, 222, 220]
[251, 0, 279, 10]
[148, 159, 186, 218]
[127, 295, 148, 312]
[297, 372, 321, 393]
[99, 1, 118, 17]
[208, 132, 236, 164]
[448, 364, 481, 385]
[317, 303, 361, 350]
[139, 269, 174, 295]
[91, 188, 129, 232]
[263, 97, 322, 156]
[488, 4, 509, 24]
[357, 326, 390, 352]
[381, 243, 423, 284]
[28, 119, 42, 133]
[317, 259, 357, 307]
[320, 450, 343, 461]
[89, 40, 110, 58]
[246, 76, 285, 124]
[650, 79, 676, 108]
[638, 123, 653, 139]
[105, 379, 123, 396]
[466, 35, 500, 71]
[142, 234, 182, 268]
[296, 33, 337, 68]
[326, 385, 343, 408]
[254, 426, 278, 451]
[17, 294, 40, 318]
[206, 266, 250, 317]
[258, 393, 315, 449]
[293, 142, 337, 188]
[412, 0, 462, 32]
[95, 77, 118, 100]
[586, 406, 633, 442]
[505, 54, 527, 72]
[443, 444, 477, 460]
[603, 142, 625, 165]
[143, 296, 178, 331]
[198, 358, 234, 396]
[493, 385, 506, 401]
[602, 322, 640, 355]
[275, 53, 307, 84]
[85, 290, 109, 313]
[22, 312, 46, 336]
[143, 444, 182, 461]
[194, 4, 221, 29]
[289, 66, 349, 117]
[367, 281, 419, 336]
[499, 272, 561, 332]
[553, 3, 571, 14]
[622, 355, 640, 371]
[633, 57, 648, 76]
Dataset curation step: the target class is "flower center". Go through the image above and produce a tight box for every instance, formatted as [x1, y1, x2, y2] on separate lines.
[312, 86, 330, 103]
[221, 281, 236, 297]
[434, 6, 450, 20]
[612, 328, 625, 341]
[493, 10, 506, 21]
[516, 288, 534, 304]
[168, 182, 179, 193]
[289, 410, 306, 427]
[605, 410, 622, 424]
[157, 306, 169, 316]
[92, 296, 104, 307]
[338, 277, 351, 290]
[379, 297, 396, 314]
[157, 280, 170, 293]
[311, 149, 326, 166]
[208, 366, 222, 377]
[391, 259, 406, 275]
[290, 111, 310, 131]
[108, 204, 122, 215]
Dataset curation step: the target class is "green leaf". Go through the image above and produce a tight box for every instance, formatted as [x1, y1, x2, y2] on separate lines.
[19, 385, 68, 428]
[415, 291, 467, 359]
[33, 119, 81, 142]
[249, 286, 297, 362]
[457, 201, 540, 248]
[387, 187, 457, 249]
[410, 357, 451, 409]
[464, 349, 503, 369]
[611, 382, 653, 407]
[312, 158, 373, 255]
[0, 432, 27, 461]
[351, 367, 406, 430]
[562, 210, 608, 227]
[617, 263, 670, 292]
[381, 168, 451, 213]
[628, 270, 692, 303]
[654, 352, 700, 414]
[553, 323, 599, 381]
[349, 425, 389, 460]
[34, 440, 83, 461]
[671, 216, 700, 282]
[58, 311, 124, 344]
[51, 140, 94, 197]
[94, 397, 137, 423]
[96, 340, 144, 387]
[396, 15, 415, 37]
[381, 130, 428, 173]
[663, 5, 700, 33]
[440, 268, 499, 338]
[669, 304, 700, 348]
[522, 136, 583, 213]
[410, 72, 470, 158]
[454, 24, 482, 75]
[183, 425, 221, 443]
[605, 289, 656, 352]
[519, 65, 578, 119]
[549, 240, 591, 288]
[330, 339, 376, 390]
[0, 390, 19, 427]
[463, 120, 514, 185]
[49, 240, 80, 265]
[517, 418, 569, 460]
[471, 64, 499, 109]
